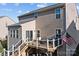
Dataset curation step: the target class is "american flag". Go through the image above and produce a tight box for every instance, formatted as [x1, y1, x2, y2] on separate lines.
[62, 33, 76, 47]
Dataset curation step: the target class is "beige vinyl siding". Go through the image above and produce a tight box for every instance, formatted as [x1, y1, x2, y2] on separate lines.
[0, 17, 15, 40]
[21, 20, 36, 41]
[36, 7, 65, 38]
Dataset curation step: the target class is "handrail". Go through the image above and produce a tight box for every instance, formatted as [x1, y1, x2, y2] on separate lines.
[14, 40, 23, 50]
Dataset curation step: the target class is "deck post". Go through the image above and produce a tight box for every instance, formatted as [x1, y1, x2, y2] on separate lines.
[36, 37, 39, 56]
[37, 37, 39, 49]
[49, 52, 52, 56]
[53, 39, 55, 48]
[3, 48, 5, 56]
[12, 45, 14, 56]
[58, 38, 59, 46]
[46, 52, 49, 56]
[26, 51, 29, 56]
[18, 46, 20, 56]
[47, 39, 49, 50]
[7, 50, 10, 56]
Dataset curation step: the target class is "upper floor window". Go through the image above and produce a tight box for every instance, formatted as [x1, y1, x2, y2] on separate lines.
[55, 8, 61, 19]
[34, 13, 38, 18]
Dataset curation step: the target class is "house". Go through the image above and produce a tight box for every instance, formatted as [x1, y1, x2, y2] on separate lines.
[8, 3, 79, 56]
[0, 16, 15, 41]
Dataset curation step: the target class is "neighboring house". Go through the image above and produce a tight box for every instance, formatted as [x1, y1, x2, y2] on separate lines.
[0, 16, 15, 41]
[8, 3, 79, 56]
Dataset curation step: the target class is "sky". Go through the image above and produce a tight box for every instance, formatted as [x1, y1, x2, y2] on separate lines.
[0, 3, 79, 23]
[0, 3, 53, 23]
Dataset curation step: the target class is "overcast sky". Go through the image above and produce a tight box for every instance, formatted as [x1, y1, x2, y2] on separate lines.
[0, 3, 79, 23]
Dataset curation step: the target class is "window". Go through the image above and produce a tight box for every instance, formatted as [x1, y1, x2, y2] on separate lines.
[59, 38, 62, 45]
[26, 31, 29, 39]
[55, 8, 61, 19]
[16, 30, 19, 38]
[13, 30, 15, 38]
[36, 30, 40, 38]
[54, 29, 62, 47]
[34, 13, 38, 18]
[56, 29, 61, 39]
[29, 31, 33, 40]
[55, 39, 58, 47]
[26, 30, 33, 41]
[10, 30, 12, 38]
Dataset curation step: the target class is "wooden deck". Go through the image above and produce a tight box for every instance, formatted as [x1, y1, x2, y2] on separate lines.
[27, 40, 57, 52]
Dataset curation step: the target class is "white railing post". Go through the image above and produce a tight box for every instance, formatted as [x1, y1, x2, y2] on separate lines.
[36, 37, 39, 56]
[37, 37, 39, 49]
[46, 52, 48, 56]
[58, 38, 59, 46]
[7, 50, 10, 56]
[12, 45, 14, 56]
[3, 49, 5, 56]
[53, 39, 55, 48]
[18, 46, 20, 56]
[47, 39, 49, 49]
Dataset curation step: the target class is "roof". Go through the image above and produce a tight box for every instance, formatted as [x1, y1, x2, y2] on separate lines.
[8, 23, 21, 27]
[8, 21, 27, 27]
[0, 16, 16, 23]
[0, 16, 7, 19]
[18, 3, 65, 18]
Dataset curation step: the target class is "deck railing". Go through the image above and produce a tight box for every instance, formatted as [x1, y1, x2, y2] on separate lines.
[1, 36, 63, 56]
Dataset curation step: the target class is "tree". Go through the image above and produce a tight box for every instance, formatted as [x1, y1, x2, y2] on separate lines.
[0, 40, 3, 52]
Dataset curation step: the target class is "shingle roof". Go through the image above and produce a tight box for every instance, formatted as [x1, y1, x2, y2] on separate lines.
[0, 16, 6, 19]
[7, 21, 27, 27]
[18, 3, 65, 18]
